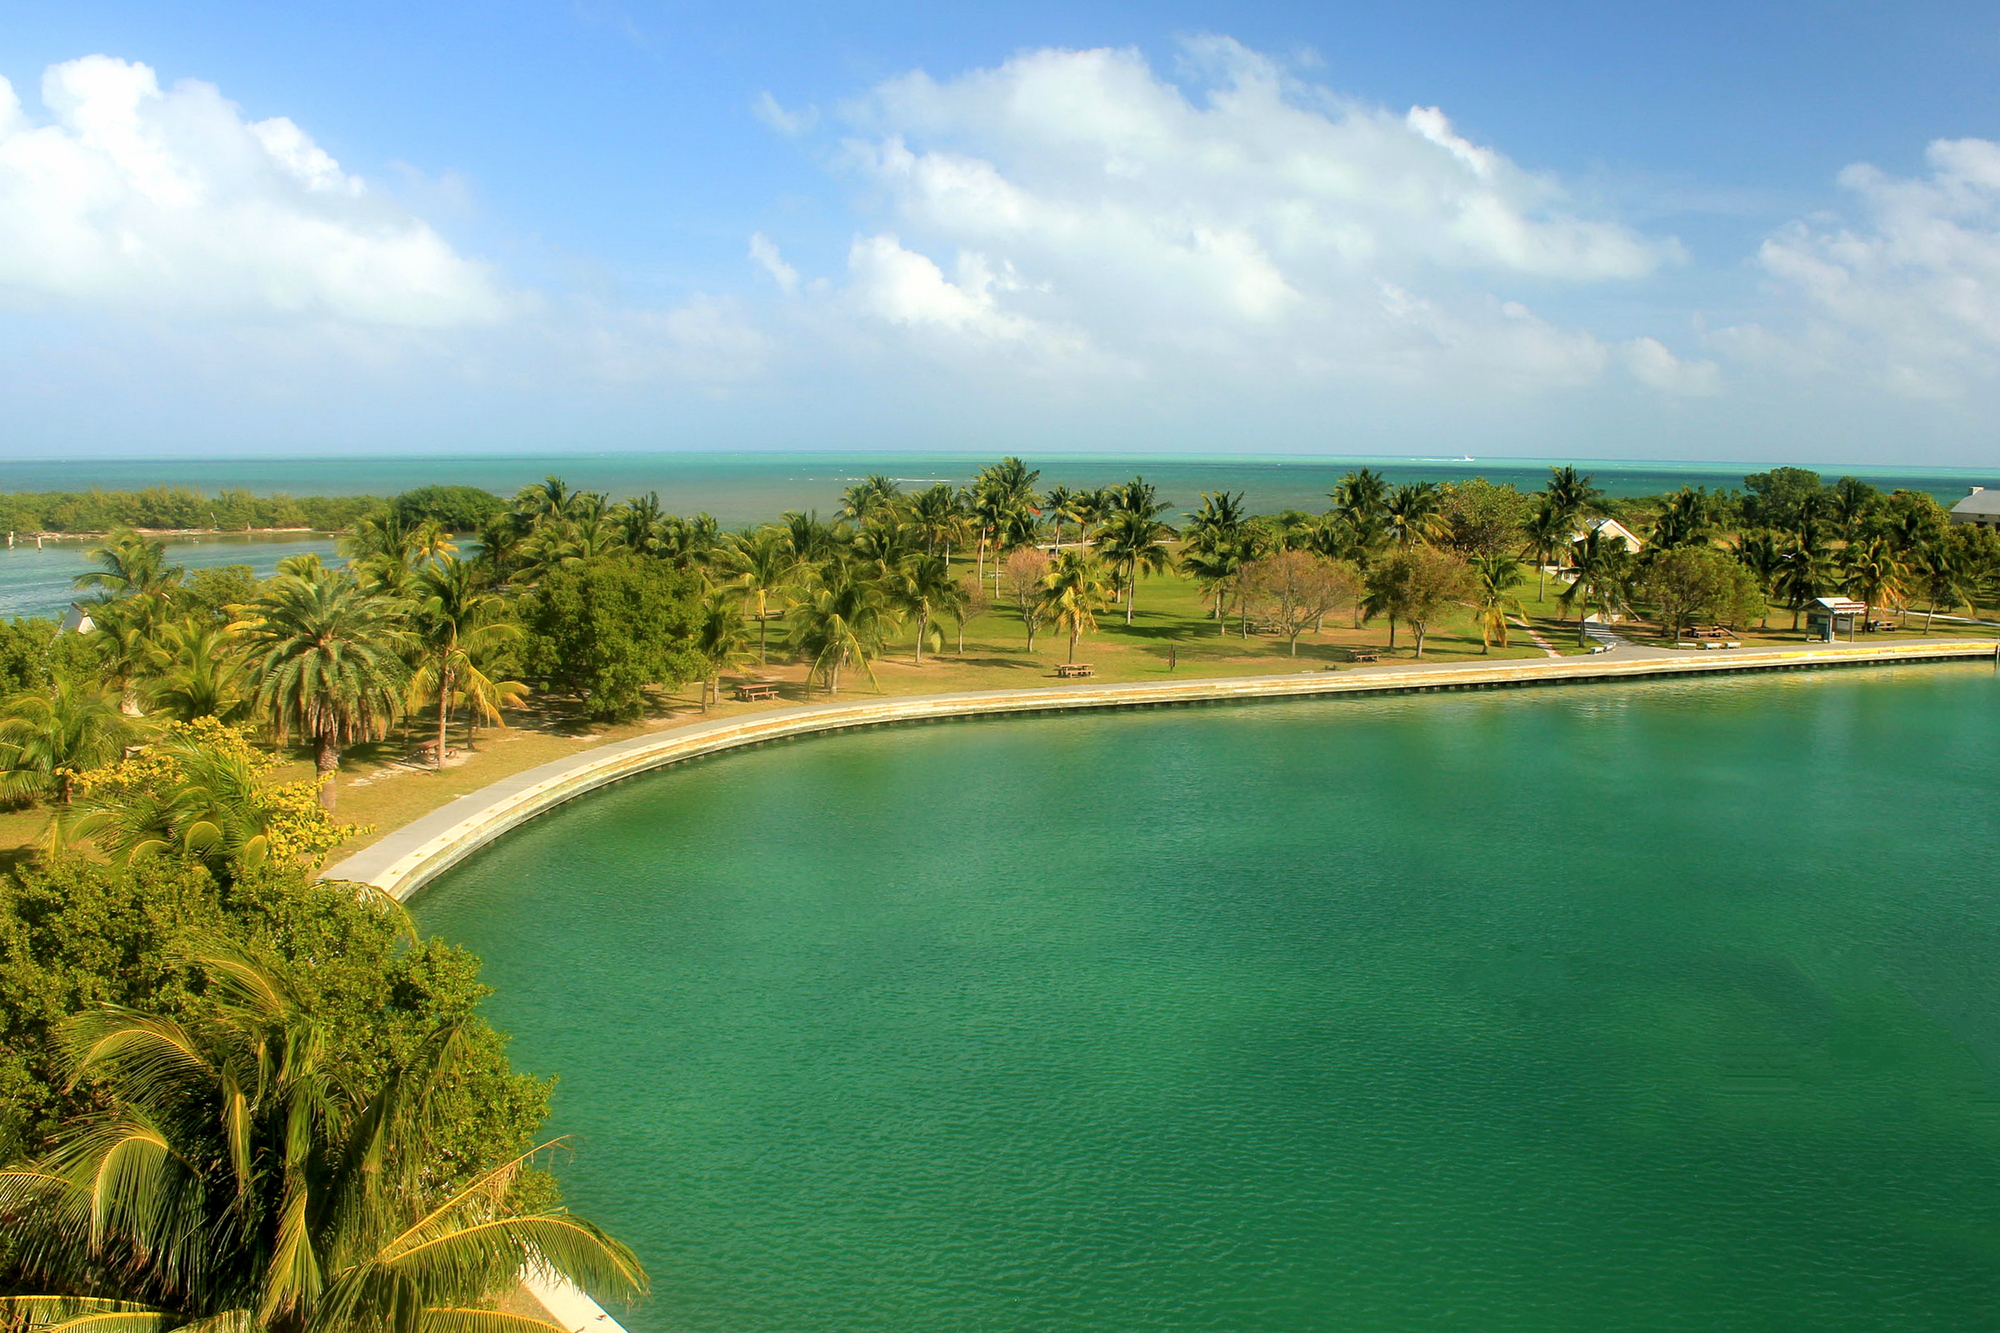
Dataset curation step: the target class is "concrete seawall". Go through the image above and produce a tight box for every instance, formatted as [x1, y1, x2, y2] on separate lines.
[323, 638, 1997, 901]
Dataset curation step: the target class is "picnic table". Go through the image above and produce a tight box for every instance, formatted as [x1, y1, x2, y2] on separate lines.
[733, 681, 781, 702]
[1054, 663, 1094, 679]
[1345, 648, 1381, 664]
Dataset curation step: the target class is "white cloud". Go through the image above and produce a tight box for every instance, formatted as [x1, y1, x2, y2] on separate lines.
[752, 91, 818, 136]
[1621, 337, 1720, 395]
[748, 232, 799, 295]
[1744, 137, 2000, 397]
[810, 39, 1686, 392]
[0, 56, 508, 327]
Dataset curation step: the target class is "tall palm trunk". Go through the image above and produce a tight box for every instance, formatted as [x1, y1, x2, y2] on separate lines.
[315, 734, 339, 810]
[1125, 563, 1136, 625]
[915, 607, 929, 664]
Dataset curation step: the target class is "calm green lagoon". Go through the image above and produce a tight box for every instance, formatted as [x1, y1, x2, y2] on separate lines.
[418, 666, 2000, 1331]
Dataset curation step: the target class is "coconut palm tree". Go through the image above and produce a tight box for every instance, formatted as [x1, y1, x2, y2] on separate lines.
[907, 483, 967, 560]
[1095, 508, 1175, 625]
[1914, 541, 1977, 631]
[406, 556, 523, 769]
[1774, 534, 1834, 630]
[1469, 556, 1526, 653]
[1730, 529, 1785, 628]
[693, 587, 754, 709]
[0, 681, 140, 805]
[235, 574, 409, 810]
[1558, 528, 1631, 645]
[146, 620, 253, 723]
[1384, 483, 1446, 548]
[0, 948, 645, 1333]
[615, 491, 668, 555]
[892, 554, 964, 665]
[1521, 499, 1571, 603]
[1543, 465, 1604, 529]
[724, 526, 797, 665]
[1329, 468, 1390, 526]
[74, 530, 183, 602]
[1040, 485, 1082, 548]
[1038, 551, 1107, 664]
[789, 562, 896, 695]
[1842, 536, 1906, 631]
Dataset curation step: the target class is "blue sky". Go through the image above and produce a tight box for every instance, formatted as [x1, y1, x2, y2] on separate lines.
[3, 0, 1998, 464]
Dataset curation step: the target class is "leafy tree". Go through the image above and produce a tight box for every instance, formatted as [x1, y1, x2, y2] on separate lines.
[1639, 548, 1763, 642]
[1650, 487, 1718, 550]
[523, 557, 704, 723]
[1830, 476, 1882, 538]
[0, 947, 643, 1330]
[1729, 530, 1785, 628]
[950, 575, 988, 655]
[1095, 508, 1175, 625]
[1238, 552, 1360, 654]
[1438, 480, 1533, 559]
[1364, 548, 1473, 658]
[1037, 551, 1107, 664]
[174, 565, 259, 627]
[999, 548, 1052, 652]
[235, 574, 411, 809]
[389, 484, 507, 533]
[0, 682, 139, 807]
[1741, 466, 1830, 534]
[0, 620, 59, 697]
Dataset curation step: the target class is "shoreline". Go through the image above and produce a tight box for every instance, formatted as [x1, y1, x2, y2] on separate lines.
[323, 638, 1998, 903]
[2, 526, 334, 543]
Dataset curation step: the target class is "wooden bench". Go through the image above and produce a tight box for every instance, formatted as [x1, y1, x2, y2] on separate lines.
[1053, 663, 1094, 679]
[733, 682, 780, 702]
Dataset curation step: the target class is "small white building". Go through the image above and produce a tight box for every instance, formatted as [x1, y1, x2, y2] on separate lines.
[1948, 487, 2000, 528]
[1806, 596, 1867, 642]
[58, 602, 96, 635]
[1575, 517, 1645, 553]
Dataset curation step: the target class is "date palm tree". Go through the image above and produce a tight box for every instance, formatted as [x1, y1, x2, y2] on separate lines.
[407, 556, 523, 768]
[235, 573, 409, 810]
[146, 620, 253, 723]
[0, 681, 140, 806]
[1095, 508, 1175, 625]
[0, 948, 645, 1333]
[1038, 551, 1107, 664]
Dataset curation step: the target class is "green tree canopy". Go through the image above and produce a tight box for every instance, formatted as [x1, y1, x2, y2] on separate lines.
[523, 556, 703, 722]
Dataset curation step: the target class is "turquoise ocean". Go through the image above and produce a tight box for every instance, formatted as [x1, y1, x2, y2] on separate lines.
[3, 452, 1992, 622]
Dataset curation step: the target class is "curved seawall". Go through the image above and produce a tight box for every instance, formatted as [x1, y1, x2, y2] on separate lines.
[323, 638, 1995, 902]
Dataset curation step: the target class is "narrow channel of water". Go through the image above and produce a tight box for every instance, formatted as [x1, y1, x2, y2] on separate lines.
[419, 666, 2000, 1331]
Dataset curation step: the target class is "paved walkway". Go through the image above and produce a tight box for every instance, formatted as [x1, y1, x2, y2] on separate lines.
[322, 637, 1996, 902]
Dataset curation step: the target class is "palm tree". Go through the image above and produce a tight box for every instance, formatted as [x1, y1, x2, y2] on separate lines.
[146, 620, 253, 723]
[1038, 551, 1107, 664]
[1729, 530, 1785, 628]
[1558, 528, 1630, 645]
[1651, 487, 1715, 550]
[908, 483, 967, 560]
[87, 594, 174, 716]
[1041, 485, 1082, 548]
[235, 574, 409, 810]
[73, 729, 292, 875]
[780, 510, 843, 566]
[1544, 465, 1604, 529]
[1095, 508, 1175, 625]
[1842, 536, 1906, 631]
[892, 554, 963, 665]
[693, 587, 754, 709]
[0, 948, 645, 1333]
[0, 682, 140, 805]
[789, 563, 896, 695]
[406, 556, 523, 769]
[73, 530, 183, 599]
[1384, 483, 1446, 548]
[1329, 468, 1390, 526]
[1469, 556, 1526, 653]
[725, 527, 797, 665]
[1774, 534, 1834, 630]
[1521, 498, 1570, 602]
[1915, 541, 1977, 631]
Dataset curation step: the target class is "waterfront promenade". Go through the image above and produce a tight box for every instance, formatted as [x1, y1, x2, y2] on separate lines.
[324, 637, 1997, 901]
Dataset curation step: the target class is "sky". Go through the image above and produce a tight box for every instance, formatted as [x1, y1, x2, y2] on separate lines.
[2, 0, 1998, 466]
